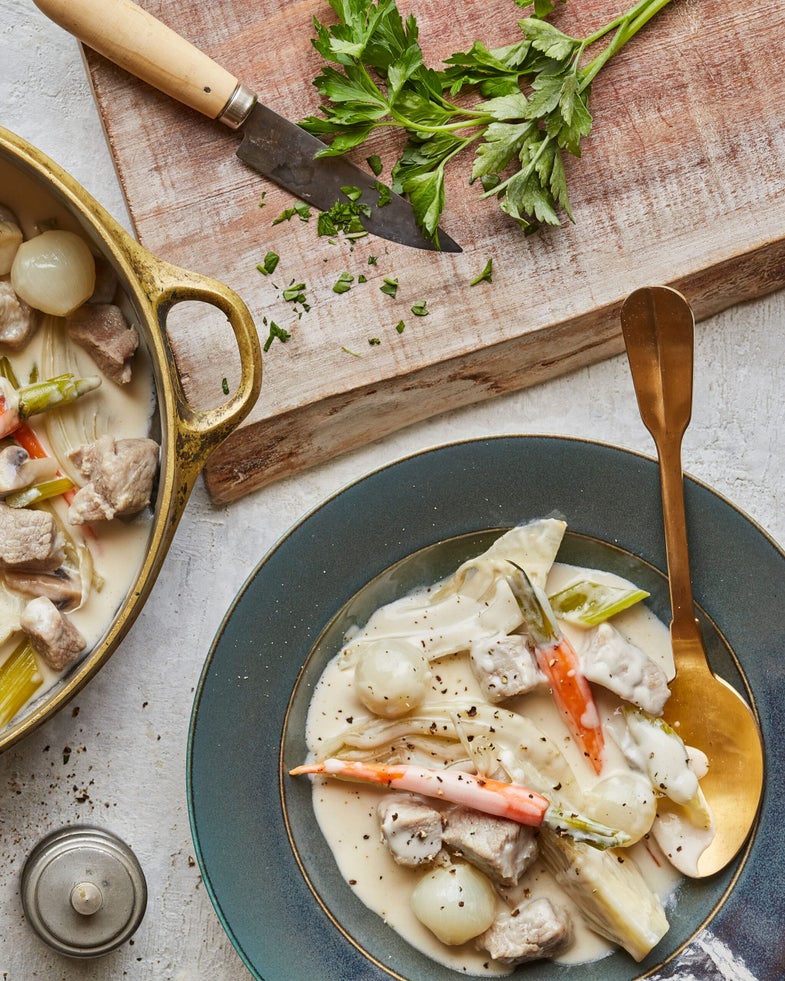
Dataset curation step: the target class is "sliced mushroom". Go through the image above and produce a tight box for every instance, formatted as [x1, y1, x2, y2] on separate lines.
[4, 566, 82, 610]
[0, 445, 58, 496]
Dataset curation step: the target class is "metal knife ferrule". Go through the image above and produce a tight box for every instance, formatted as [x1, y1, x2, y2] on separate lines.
[219, 84, 257, 130]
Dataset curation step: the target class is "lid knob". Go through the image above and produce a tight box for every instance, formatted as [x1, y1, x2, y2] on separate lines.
[70, 880, 104, 916]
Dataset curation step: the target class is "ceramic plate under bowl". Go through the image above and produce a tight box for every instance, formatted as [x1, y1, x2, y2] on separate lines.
[187, 436, 784, 980]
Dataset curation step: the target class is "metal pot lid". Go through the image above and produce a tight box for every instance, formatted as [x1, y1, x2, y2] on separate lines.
[21, 825, 147, 958]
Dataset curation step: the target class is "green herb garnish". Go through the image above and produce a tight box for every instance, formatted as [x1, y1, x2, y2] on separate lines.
[282, 282, 307, 303]
[272, 202, 312, 225]
[333, 272, 355, 293]
[374, 181, 392, 206]
[302, 0, 674, 240]
[411, 300, 429, 316]
[318, 199, 372, 237]
[470, 258, 493, 285]
[380, 277, 399, 298]
[256, 251, 280, 275]
[263, 319, 292, 352]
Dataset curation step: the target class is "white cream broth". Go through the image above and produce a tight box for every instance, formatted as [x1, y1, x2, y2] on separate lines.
[305, 561, 684, 975]
[0, 290, 157, 716]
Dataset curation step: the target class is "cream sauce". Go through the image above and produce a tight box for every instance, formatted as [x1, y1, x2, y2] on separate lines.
[305, 560, 689, 975]
[0, 262, 156, 722]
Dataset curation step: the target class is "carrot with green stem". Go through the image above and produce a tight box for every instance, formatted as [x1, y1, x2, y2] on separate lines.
[290, 757, 628, 849]
[505, 563, 605, 774]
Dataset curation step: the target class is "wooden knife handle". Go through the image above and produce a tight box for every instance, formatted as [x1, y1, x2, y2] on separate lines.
[33, 0, 255, 125]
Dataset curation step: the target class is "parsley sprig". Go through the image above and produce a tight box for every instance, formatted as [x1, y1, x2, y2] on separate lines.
[301, 0, 673, 239]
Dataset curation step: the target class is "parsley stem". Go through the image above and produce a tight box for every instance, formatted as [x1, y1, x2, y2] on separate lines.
[582, 0, 674, 87]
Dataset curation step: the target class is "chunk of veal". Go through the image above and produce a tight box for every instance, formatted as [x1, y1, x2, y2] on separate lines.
[478, 897, 572, 965]
[0, 279, 37, 349]
[0, 503, 64, 571]
[469, 633, 546, 703]
[20, 595, 86, 670]
[377, 794, 443, 867]
[0, 445, 57, 496]
[67, 435, 159, 524]
[66, 303, 139, 384]
[441, 805, 538, 887]
[579, 623, 670, 716]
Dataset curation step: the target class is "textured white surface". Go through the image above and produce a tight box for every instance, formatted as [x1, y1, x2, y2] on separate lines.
[1, 1, 785, 979]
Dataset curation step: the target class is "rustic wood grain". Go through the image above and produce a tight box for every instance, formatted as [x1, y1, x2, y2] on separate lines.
[81, 0, 785, 502]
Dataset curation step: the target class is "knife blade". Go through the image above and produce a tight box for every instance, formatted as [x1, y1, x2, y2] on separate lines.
[33, 0, 461, 253]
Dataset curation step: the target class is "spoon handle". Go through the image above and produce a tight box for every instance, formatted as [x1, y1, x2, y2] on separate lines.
[620, 287, 701, 642]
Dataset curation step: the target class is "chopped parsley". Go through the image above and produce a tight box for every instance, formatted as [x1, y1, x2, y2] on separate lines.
[262, 319, 291, 352]
[272, 202, 312, 225]
[470, 258, 493, 286]
[333, 272, 354, 294]
[411, 300, 429, 317]
[256, 251, 280, 275]
[282, 281, 307, 303]
[318, 199, 371, 238]
[374, 181, 392, 207]
[380, 277, 398, 298]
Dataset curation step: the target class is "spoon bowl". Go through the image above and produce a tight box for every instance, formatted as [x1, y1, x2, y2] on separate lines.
[620, 286, 764, 877]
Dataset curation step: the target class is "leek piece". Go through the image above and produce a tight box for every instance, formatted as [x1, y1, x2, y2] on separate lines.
[623, 707, 707, 820]
[0, 590, 23, 645]
[0, 640, 43, 726]
[540, 831, 669, 962]
[18, 373, 101, 420]
[0, 356, 20, 387]
[548, 578, 649, 626]
[5, 475, 75, 508]
[543, 804, 630, 850]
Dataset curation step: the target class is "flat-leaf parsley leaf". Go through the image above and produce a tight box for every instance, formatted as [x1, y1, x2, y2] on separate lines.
[302, 0, 674, 240]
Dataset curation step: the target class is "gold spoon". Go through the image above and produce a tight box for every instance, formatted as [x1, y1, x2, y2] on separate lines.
[620, 285, 764, 877]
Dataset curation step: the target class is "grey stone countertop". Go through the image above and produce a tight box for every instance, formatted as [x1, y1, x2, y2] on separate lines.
[2, 2, 784, 979]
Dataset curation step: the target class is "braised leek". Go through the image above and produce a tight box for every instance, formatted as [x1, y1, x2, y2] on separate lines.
[0, 640, 43, 726]
[549, 578, 650, 626]
[540, 831, 669, 962]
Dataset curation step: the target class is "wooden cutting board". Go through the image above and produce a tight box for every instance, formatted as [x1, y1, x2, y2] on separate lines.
[82, 0, 785, 503]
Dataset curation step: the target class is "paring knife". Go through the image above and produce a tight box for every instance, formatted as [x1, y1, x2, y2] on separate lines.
[33, 0, 461, 253]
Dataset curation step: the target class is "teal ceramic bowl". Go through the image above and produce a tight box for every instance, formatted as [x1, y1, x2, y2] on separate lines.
[188, 436, 782, 980]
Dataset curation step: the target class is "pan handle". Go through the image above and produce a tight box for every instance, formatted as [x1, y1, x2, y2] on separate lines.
[33, 0, 256, 127]
[121, 237, 263, 491]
